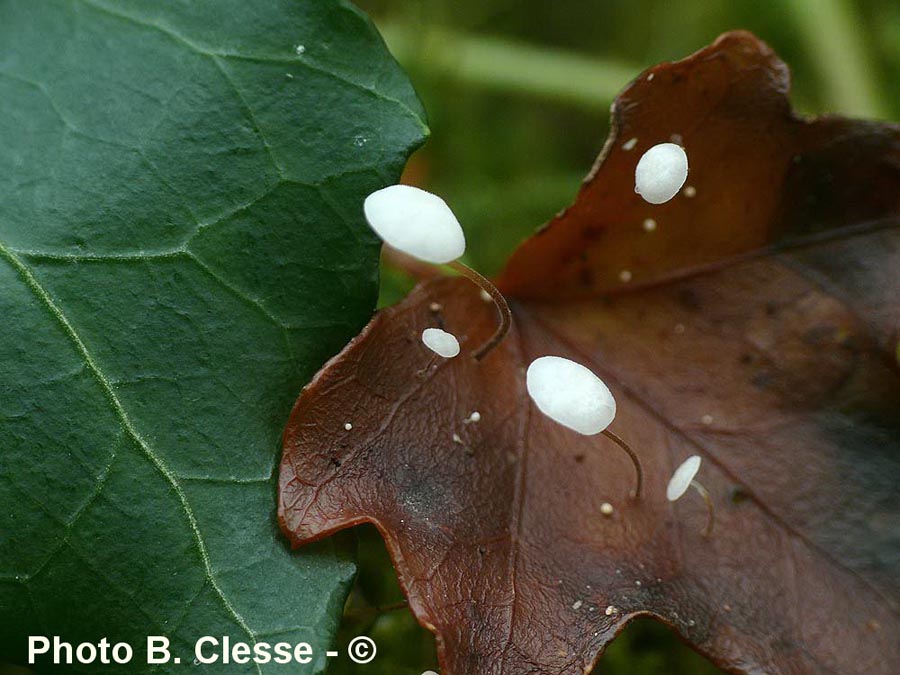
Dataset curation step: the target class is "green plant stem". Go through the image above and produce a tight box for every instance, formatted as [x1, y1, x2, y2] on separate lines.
[786, 0, 886, 118]
[378, 22, 640, 108]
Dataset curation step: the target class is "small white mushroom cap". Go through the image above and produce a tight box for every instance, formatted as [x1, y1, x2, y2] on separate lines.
[363, 185, 466, 264]
[421, 327, 460, 358]
[634, 143, 688, 204]
[526, 356, 616, 435]
[666, 455, 702, 501]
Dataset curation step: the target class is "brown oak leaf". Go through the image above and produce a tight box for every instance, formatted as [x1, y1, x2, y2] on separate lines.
[279, 32, 900, 675]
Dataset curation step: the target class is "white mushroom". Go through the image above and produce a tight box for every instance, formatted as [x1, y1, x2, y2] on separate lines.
[666, 455, 715, 535]
[364, 185, 465, 264]
[364, 185, 513, 360]
[526, 356, 616, 435]
[666, 455, 701, 501]
[526, 356, 644, 498]
[634, 143, 689, 204]
[421, 327, 460, 358]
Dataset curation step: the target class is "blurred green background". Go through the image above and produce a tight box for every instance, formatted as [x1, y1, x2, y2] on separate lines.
[360, 0, 900, 300]
[335, 1, 900, 673]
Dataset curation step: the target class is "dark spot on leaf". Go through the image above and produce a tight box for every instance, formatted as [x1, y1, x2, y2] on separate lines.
[751, 371, 774, 390]
[677, 288, 701, 312]
[803, 325, 837, 346]
[730, 487, 751, 504]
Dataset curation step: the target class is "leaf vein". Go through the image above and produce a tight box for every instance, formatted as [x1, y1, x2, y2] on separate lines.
[0, 241, 262, 668]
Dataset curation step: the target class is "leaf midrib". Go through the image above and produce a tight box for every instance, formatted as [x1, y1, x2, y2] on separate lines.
[0, 239, 265, 673]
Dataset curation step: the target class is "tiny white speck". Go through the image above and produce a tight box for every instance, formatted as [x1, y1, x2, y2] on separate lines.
[723, 604, 732, 612]
[480, 289, 492, 302]
[605, 605, 618, 616]
[464, 411, 481, 424]
[684, 185, 697, 198]
[452, 433, 463, 444]
[635, 580, 642, 587]
[353, 135, 368, 148]
[600, 502, 614, 516]
[285, 73, 294, 79]
[688, 619, 696, 627]
[295, 44, 306, 55]
[572, 600, 583, 610]
[619, 269, 632, 283]
[622, 137, 638, 151]
[344, 422, 353, 431]
[701, 414, 714, 425]
[674, 323, 686, 334]
[647, 73, 655, 81]
[642, 218, 657, 232]
[429, 302, 442, 312]
[615, 569, 622, 575]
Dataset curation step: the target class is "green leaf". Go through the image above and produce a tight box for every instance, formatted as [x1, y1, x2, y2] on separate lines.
[0, 0, 426, 671]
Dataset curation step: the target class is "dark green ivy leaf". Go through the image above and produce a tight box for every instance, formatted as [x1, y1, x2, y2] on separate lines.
[0, 1, 426, 671]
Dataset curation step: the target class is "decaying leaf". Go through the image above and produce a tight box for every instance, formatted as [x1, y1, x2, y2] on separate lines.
[279, 32, 899, 674]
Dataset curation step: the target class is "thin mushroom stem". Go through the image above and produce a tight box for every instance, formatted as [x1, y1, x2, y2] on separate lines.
[448, 260, 512, 361]
[690, 480, 715, 536]
[601, 429, 643, 499]
[416, 354, 438, 378]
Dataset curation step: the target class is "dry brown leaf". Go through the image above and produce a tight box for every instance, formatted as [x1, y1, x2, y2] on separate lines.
[280, 32, 900, 675]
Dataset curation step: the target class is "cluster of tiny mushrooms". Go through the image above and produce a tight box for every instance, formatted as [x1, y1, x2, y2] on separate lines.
[361, 141, 714, 537]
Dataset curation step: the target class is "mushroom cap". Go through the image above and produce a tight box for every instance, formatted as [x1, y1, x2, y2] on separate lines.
[634, 143, 689, 204]
[525, 356, 616, 435]
[421, 327, 460, 358]
[666, 455, 702, 501]
[364, 185, 466, 264]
